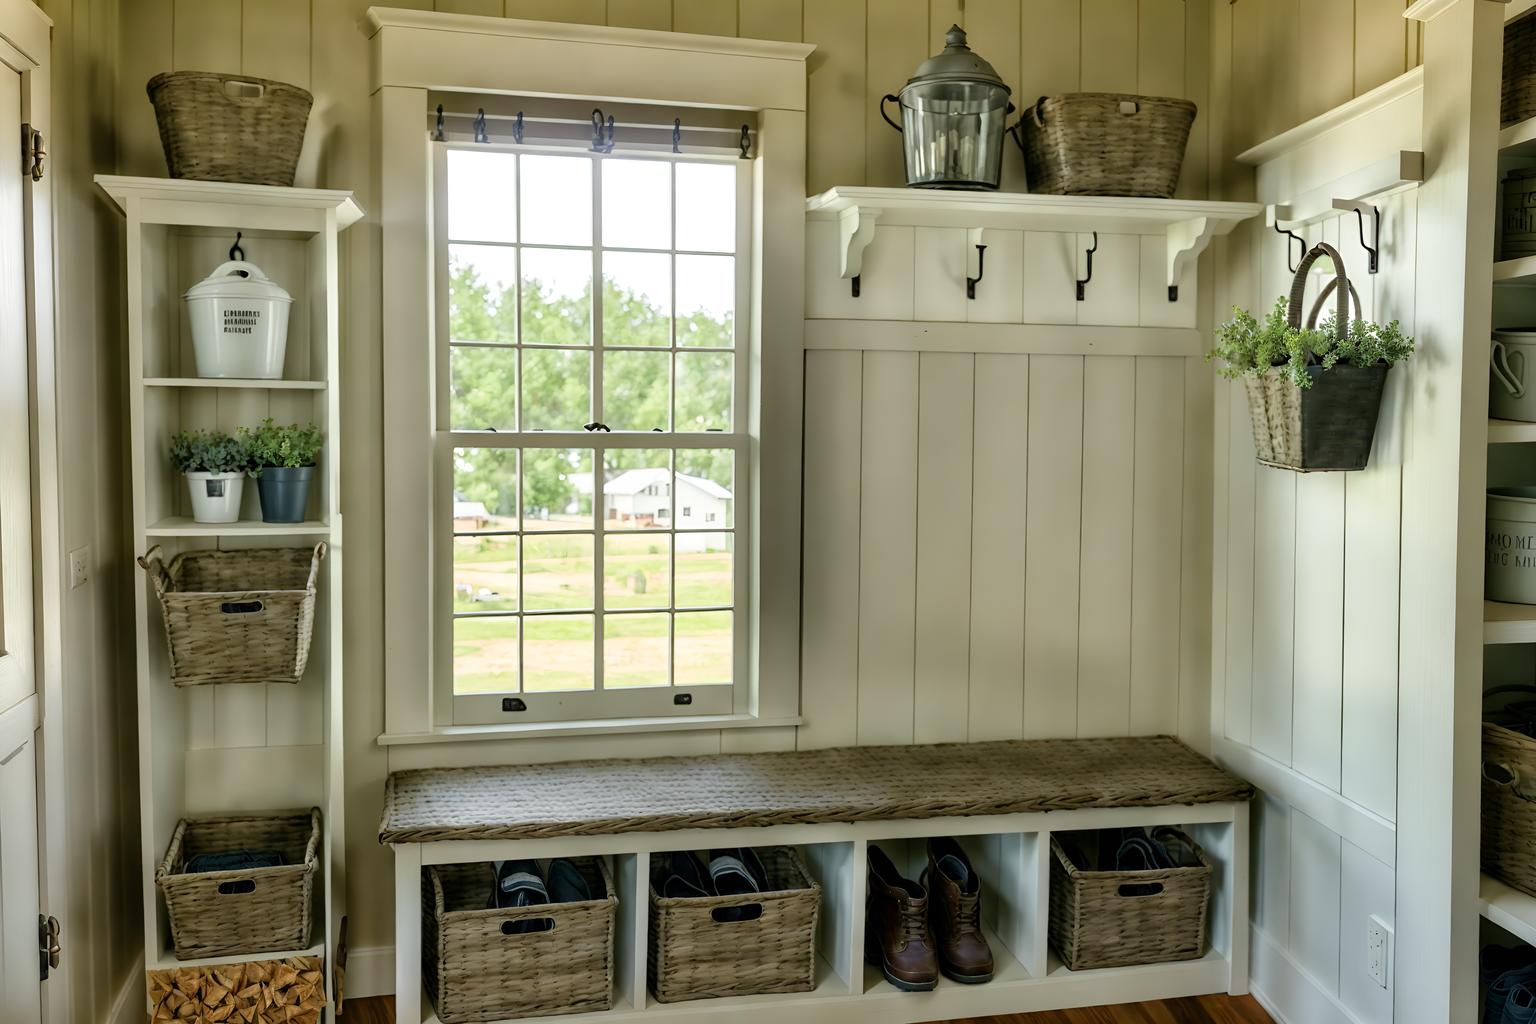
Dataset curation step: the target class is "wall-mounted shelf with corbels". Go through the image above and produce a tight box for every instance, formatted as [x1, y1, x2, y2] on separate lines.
[805, 186, 1261, 302]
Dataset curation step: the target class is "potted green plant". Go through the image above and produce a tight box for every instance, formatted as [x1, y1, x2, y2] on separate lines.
[1208, 243, 1413, 472]
[169, 429, 251, 523]
[242, 418, 323, 524]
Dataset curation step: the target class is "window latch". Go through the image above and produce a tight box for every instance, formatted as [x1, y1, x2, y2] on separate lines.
[583, 421, 611, 432]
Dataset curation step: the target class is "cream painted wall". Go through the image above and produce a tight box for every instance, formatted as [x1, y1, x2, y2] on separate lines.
[35, 0, 143, 1019]
[1207, 3, 1422, 1023]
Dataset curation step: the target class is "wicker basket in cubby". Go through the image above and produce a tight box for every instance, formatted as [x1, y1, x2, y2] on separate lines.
[647, 846, 821, 1003]
[1048, 827, 1211, 971]
[423, 858, 617, 1023]
[156, 809, 320, 960]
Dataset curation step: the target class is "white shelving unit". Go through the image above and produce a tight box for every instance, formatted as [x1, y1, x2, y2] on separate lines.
[96, 175, 360, 1018]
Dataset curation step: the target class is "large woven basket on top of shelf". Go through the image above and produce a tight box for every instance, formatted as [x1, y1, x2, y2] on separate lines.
[423, 858, 617, 1023]
[647, 846, 821, 1003]
[1482, 718, 1536, 896]
[1048, 828, 1211, 971]
[1506, 13, 1536, 127]
[156, 809, 320, 960]
[1012, 92, 1195, 197]
[146, 72, 312, 187]
[138, 543, 324, 686]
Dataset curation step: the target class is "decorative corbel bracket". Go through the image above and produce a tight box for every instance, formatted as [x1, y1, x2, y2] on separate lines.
[838, 205, 880, 297]
[1166, 216, 1215, 302]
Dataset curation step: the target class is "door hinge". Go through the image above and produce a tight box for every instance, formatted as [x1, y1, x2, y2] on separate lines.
[22, 124, 43, 182]
[38, 915, 59, 980]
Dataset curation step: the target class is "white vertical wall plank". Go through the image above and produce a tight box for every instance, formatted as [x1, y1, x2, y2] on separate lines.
[1225, 381, 1258, 746]
[1022, 232, 1078, 326]
[856, 352, 919, 745]
[965, 230, 1024, 324]
[1137, 0, 1185, 99]
[173, 0, 242, 72]
[1253, 793, 1291, 939]
[1080, 0, 1138, 94]
[968, 355, 1029, 742]
[1292, 473, 1345, 792]
[1251, 466, 1297, 764]
[797, 351, 863, 750]
[913, 353, 974, 745]
[1130, 357, 1184, 735]
[1075, 233, 1140, 327]
[1289, 808, 1344, 996]
[1339, 840, 1396, 1024]
[913, 227, 966, 323]
[1138, 234, 1197, 329]
[1024, 356, 1084, 738]
[1076, 357, 1135, 736]
[805, 222, 916, 321]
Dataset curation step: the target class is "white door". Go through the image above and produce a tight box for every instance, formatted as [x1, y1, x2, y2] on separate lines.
[0, 42, 43, 1024]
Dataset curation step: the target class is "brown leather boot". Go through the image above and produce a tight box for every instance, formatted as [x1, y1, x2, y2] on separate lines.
[922, 837, 994, 984]
[865, 845, 938, 991]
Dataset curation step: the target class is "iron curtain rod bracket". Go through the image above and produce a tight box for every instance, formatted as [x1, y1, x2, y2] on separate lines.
[1076, 232, 1098, 302]
[967, 244, 987, 300]
[1273, 222, 1305, 274]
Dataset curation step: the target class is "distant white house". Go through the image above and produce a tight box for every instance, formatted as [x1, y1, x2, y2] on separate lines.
[452, 492, 491, 531]
[571, 468, 731, 552]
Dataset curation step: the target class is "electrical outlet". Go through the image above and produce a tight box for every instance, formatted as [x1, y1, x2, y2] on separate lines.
[1366, 914, 1391, 988]
[67, 546, 91, 590]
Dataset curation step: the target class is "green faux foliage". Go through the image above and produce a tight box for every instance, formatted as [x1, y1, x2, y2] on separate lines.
[167, 429, 251, 475]
[241, 418, 323, 474]
[1207, 295, 1415, 389]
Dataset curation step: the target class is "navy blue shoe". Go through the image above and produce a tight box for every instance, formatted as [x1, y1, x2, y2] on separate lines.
[709, 848, 767, 921]
[546, 858, 592, 904]
[661, 851, 710, 899]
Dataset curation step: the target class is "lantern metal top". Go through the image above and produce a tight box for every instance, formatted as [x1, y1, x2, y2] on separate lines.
[904, 25, 1011, 93]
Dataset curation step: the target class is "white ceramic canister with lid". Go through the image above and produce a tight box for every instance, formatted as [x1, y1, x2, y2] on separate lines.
[1492, 330, 1536, 422]
[184, 260, 292, 379]
[1488, 487, 1536, 604]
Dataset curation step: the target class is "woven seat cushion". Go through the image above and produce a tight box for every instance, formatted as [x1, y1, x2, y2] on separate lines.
[379, 736, 1252, 844]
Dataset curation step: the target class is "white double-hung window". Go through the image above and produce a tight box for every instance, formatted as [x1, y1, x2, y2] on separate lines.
[434, 138, 750, 725]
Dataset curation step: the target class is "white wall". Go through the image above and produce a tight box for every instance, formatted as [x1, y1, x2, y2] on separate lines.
[36, 0, 143, 1020]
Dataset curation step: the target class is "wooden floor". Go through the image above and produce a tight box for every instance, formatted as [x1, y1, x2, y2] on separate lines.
[343, 993, 1271, 1023]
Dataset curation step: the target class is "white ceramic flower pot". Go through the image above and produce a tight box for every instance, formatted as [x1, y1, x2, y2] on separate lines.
[1488, 487, 1536, 604]
[185, 471, 245, 524]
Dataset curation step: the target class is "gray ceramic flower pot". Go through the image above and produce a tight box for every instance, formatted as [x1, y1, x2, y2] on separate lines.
[256, 465, 314, 524]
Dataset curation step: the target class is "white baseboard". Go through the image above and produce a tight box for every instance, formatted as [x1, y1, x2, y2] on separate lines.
[345, 945, 396, 1001]
[1249, 925, 1365, 1024]
[106, 954, 145, 1024]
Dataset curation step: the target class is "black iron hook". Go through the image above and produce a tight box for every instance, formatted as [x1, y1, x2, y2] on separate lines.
[1273, 223, 1305, 274]
[590, 109, 615, 153]
[1352, 206, 1380, 274]
[739, 125, 752, 159]
[433, 104, 445, 142]
[967, 244, 987, 300]
[1076, 232, 1098, 301]
[473, 109, 489, 144]
[229, 232, 244, 263]
[512, 111, 524, 145]
[673, 118, 682, 154]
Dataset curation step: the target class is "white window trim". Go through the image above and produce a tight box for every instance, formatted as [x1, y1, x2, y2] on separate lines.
[367, 9, 813, 743]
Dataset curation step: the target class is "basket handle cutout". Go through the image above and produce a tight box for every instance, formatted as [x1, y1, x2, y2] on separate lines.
[501, 918, 555, 935]
[1116, 882, 1165, 898]
[220, 600, 265, 615]
[1118, 100, 1139, 115]
[1485, 759, 1523, 789]
[711, 904, 764, 923]
[217, 879, 257, 896]
[223, 79, 266, 100]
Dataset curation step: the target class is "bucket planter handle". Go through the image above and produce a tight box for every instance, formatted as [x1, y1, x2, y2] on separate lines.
[136, 545, 172, 596]
[1288, 242, 1351, 339]
[306, 542, 328, 591]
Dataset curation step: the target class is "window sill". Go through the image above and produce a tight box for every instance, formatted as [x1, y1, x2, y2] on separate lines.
[377, 712, 803, 746]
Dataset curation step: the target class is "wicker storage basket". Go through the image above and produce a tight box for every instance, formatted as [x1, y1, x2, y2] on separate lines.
[147, 72, 313, 187]
[648, 847, 820, 1003]
[1507, 13, 1536, 128]
[138, 543, 324, 686]
[1483, 719, 1536, 896]
[156, 809, 320, 960]
[1240, 243, 1391, 472]
[424, 858, 617, 1023]
[1048, 828, 1211, 971]
[1012, 93, 1195, 197]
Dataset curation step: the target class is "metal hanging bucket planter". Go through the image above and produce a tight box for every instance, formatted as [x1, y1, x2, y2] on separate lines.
[880, 26, 1013, 190]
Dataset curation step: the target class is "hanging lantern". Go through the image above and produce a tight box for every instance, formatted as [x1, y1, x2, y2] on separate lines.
[880, 25, 1014, 191]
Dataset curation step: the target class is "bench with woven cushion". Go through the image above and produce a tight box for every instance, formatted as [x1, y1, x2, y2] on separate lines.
[383, 735, 1254, 1023]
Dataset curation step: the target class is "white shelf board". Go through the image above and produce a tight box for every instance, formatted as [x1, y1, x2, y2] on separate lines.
[1494, 255, 1536, 286]
[145, 516, 331, 537]
[1486, 601, 1536, 644]
[95, 174, 364, 230]
[1502, 115, 1536, 157]
[1490, 419, 1536, 444]
[144, 376, 326, 390]
[150, 940, 325, 972]
[1482, 873, 1536, 946]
